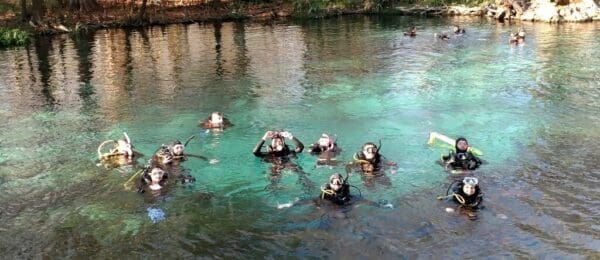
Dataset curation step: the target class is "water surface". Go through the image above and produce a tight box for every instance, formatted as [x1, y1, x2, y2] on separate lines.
[0, 16, 599, 258]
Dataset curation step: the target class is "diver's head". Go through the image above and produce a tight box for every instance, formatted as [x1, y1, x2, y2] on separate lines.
[318, 133, 333, 150]
[210, 112, 223, 125]
[170, 140, 184, 156]
[156, 145, 173, 164]
[362, 142, 378, 160]
[518, 28, 526, 37]
[453, 25, 460, 33]
[462, 177, 478, 196]
[455, 137, 469, 153]
[149, 166, 165, 190]
[116, 138, 133, 157]
[410, 26, 416, 33]
[270, 135, 285, 152]
[329, 173, 343, 192]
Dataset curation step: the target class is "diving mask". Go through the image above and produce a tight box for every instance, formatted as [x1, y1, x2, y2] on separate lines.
[363, 145, 377, 159]
[463, 177, 478, 186]
[318, 134, 332, 148]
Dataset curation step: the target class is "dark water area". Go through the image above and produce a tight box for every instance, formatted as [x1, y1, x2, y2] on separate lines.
[0, 15, 599, 258]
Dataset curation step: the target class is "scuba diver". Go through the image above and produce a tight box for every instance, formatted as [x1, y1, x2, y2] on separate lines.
[96, 132, 143, 168]
[151, 136, 205, 164]
[253, 130, 304, 159]
[137, 163, 169, 193]
[308, 133, 342, 166]
[278, 173, 392, 210]
[439, 137, 482, 172]
[149, 136, 203, 183]
[404, 26, 417, 37]
[435, 32, 450, 41]
[200, 112, 233, 130]
[319, 173, 352, 205]
[346, 141, 397, 188]
[252, 130, 313, 192]
[453, 25, 466, 35]
[438, 177, 483, 219]
[509, 28, 525, 46]
[348, 142, 397, 173]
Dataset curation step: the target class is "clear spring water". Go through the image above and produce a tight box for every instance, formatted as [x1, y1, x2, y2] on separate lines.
[0, 15, 599, 258]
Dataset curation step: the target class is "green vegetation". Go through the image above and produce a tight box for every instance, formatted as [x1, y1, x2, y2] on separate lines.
[290, 0, 487, 16]
[0, 2, 15, 14]
[0, 28, 30, 47]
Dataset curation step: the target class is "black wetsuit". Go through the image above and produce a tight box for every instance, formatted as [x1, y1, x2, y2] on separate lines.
[321, 183, 351, 205]
[353, 152, 384, 172]
[442, 138, 482, 171]
[442, 151, 482, 171]
[309, 144, 340, 156]
[310, 144, 341, 165]
[451, 183, 483, 208]
[202, 118, 233, 129]
[454, 28, 465, 34]
[252, 137, 304, 160]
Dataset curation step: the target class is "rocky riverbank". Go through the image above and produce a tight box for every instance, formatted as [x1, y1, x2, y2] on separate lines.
[1, 0, 600, 40]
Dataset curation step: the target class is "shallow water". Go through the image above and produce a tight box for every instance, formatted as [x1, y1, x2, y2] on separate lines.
[0, 16, 599, 258]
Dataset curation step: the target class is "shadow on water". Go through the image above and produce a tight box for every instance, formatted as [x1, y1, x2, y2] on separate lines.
[0, 16, 599, 258]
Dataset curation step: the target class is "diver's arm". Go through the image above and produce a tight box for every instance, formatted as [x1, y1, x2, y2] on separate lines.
[291, 137, 304, 153]
[308, 143, 319, 155]
[254, 131, 274, 157]
[223, 118, 233, 127]
[345, 161, 355, 174]
[441, 152, 455, 170]
[380, 155, 397, 167]
[184, 154, 209, 161]
[252, 139, 266, 157]
[474, 195, 483, 208]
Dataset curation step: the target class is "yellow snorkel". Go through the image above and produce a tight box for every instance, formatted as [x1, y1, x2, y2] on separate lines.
[427, 132, 483, 156]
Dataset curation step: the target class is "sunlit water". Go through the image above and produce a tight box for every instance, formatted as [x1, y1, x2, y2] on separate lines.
[0, 16, 599, 258]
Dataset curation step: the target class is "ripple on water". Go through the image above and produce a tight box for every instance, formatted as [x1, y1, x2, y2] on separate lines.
[0, 16, 599, 258]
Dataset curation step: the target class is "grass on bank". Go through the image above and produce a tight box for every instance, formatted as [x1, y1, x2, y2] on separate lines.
[291, 0, 489, 16]
[0, 28, 30, 47]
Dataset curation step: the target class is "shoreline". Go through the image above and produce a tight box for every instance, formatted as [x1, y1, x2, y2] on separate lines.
[1, 1, 600, 38]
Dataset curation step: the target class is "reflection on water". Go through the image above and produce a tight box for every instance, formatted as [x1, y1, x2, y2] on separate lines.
[0, 16, 599, 258]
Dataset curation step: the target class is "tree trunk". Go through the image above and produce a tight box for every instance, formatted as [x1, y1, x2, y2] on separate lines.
[68, 0, 98, 11]
[31, 0, 44, 23]
[20, 0, 28, 22]
[138, 0, 148, 23]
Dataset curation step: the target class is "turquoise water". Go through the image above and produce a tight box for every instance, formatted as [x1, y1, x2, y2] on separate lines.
[0, 16, 599, 257]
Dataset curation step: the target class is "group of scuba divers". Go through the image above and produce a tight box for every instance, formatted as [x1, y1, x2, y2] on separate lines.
[403, 24, 526, 46]
[98, 112, 485, 218]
